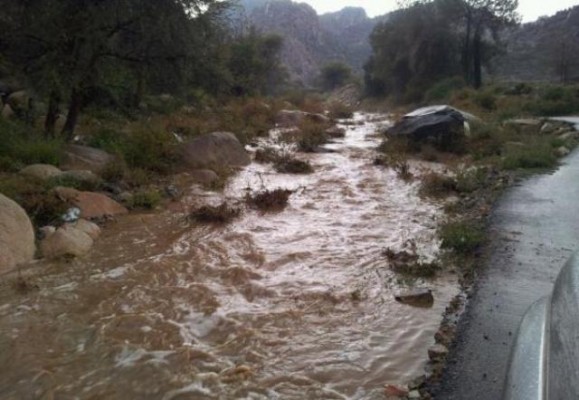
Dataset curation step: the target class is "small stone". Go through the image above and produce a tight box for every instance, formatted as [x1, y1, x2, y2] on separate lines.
[408, 390, 421, 399]
[384, 384, 409, 397]
[540, 122, 555, 134]
[428, 343, 449, 361]
[38, 226, 56, 239]
[559, 131, 578, 141]
[556, 146, 570, 157]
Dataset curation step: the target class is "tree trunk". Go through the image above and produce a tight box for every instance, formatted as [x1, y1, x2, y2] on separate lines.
[462, 9, 473, 85]
[472, 27, 483, 89]
[134, 64, 146, 107]
[44, 90, 60, 138]
[62, 88, 82, 141]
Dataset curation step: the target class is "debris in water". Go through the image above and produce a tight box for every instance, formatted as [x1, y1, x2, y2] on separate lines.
[394, 289, 434, 308]
[190, 203, 241, 224]
[246, 188, 293, 212]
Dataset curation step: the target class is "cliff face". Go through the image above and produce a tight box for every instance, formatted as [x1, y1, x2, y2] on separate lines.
[236, 0, 381, 85]
[492, 6, 579, 82]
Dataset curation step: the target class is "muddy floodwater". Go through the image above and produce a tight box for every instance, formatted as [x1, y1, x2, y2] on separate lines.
[0, 113, 459, 399]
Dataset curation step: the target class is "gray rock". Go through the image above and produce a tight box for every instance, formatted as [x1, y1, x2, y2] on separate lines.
[556, 146, 571, 157]
[428, 343, 449, 361]
[61, 144, 114, 173]
[504, 118, 542, 134]
[559, 131, 578, 141]
[540, 122, 556, 134]
[408, 390, 421, 399]
[394, 288, 434, 308]
[20, 164, 62, 180]
[0, 194, 36, 272]
[182, 132, 250, 170]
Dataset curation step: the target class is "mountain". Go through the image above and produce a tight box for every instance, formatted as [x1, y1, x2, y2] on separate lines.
[491, 6, 579, 82]
[234, 0, 383, 85]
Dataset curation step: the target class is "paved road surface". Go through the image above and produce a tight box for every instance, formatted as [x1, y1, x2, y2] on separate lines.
[432, 147, 579, 399]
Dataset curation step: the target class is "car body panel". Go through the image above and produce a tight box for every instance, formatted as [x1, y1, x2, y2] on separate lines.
[504, 253, 579, 400]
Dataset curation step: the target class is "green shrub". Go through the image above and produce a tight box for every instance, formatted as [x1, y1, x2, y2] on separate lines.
[327, 102, 353, 119]
[46, 175, 99, 192]
[473, 90, 497, 111]
[419, 173, 457, 198]
[129, 189, 162, 209]
[0, 175, 67, 226]
[502, 142, 557, 170]
[123, 123, 179, 173]
[440, 221, 484, 254]
[425, 76, 466, 101]
[296, 120, 330, 152]
[0, 119, 64, 167]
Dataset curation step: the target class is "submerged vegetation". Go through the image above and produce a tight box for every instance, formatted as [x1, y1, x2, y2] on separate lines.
[246, 188, 293, 212]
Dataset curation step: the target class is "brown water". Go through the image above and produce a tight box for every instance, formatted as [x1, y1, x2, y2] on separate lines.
[0, 113, 459, 400]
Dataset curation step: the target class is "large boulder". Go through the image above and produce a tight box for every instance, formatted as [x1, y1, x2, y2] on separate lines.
[20, 164, 63, 180]
[276, 109, 330, 127]
[54, 187, 128, 219]
[182, 132, 250, 170]
[61, 145, 114, 173]
[0, 194, 36, 272]
[387, 105, 473, 150]
[40, 225, 94, 259]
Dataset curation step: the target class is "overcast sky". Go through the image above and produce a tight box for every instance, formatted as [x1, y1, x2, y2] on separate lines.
[302, 0, 579, 22]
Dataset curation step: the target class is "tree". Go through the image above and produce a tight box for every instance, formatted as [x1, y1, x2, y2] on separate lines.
[365, 0, 461, 101]
[394, 0, 520, 88]
[459, 0, 520, 88]
[320, 62, 352, 91]
[228, 30, 286, 96]
[0, 0, 231, 138]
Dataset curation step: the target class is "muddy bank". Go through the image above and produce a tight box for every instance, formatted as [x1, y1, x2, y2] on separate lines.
[0, 113, 460, 399]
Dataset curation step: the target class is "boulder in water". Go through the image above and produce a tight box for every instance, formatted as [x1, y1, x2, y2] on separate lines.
[182, 132, 250, 170]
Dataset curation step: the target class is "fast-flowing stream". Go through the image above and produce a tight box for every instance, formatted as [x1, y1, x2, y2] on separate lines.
[0, 113, 459, 399]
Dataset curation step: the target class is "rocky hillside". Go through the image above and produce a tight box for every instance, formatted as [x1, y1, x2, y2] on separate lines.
[235, 0, 383, 85]
[492, 5, 579, 82]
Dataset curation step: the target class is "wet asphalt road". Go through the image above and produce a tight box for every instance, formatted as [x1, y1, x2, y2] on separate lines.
[432, 147, 579, 399]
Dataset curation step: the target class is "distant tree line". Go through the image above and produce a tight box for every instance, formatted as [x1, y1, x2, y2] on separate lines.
[0, 0, 286, 137]
[364, 0, 519, 102]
